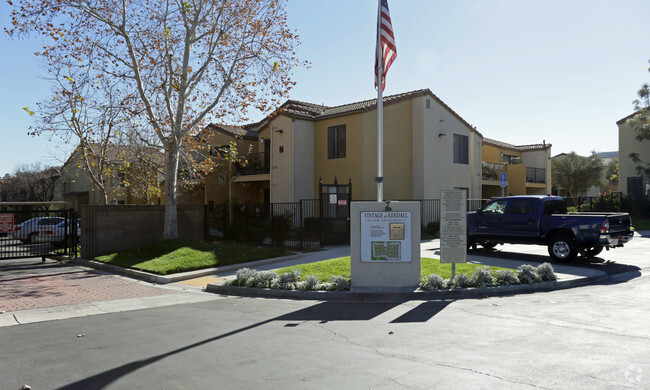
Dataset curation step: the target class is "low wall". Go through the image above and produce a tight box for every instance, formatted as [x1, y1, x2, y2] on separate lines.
[81, 204, 205, 259]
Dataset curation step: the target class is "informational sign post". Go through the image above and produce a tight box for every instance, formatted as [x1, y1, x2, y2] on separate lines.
[360, 211, 411, 262]
[440, 190, 467, 265]
[0, 214, 14, 233]
[351, 201, 420, 291]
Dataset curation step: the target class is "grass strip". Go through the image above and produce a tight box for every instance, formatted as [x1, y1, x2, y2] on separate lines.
[93, 239, 288, 275]
[275, 256, 512, 282]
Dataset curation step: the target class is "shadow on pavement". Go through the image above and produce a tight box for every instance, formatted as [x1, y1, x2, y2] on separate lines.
[58, 299, 454, 389]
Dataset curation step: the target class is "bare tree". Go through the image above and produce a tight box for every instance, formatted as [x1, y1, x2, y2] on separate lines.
[1, 163, 61, 202]
[8, 0, 305, 239]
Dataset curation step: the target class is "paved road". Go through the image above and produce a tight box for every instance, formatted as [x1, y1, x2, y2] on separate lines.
[0, 233, 649, 389]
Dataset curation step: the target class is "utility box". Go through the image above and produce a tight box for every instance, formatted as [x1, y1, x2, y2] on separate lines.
[350, 201, 421, 291]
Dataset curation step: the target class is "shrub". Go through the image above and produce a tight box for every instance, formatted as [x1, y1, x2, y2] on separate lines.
[495, 269, 520, 285]
[535, 263, 557, 282]
[295, 281, 310, 290]
[517, 264, 540, 284]
[234, 268, 257, 286]
[317, 282, 336, 291]
[273, 269, 301, 290]
[451, 272, 474, 288]
[420, 273, 447, 290]
[252, 270, 277, 288]
[473, 266, 496, 288]
[330, 276, 351, 291]
[305, 275, 320, 289]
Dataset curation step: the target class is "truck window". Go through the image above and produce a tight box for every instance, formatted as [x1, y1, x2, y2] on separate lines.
[509, 199, 536, 215]
[482, 200, 508, 215]
[543, 200, 567, 215]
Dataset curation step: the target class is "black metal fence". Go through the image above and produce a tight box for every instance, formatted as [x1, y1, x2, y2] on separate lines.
[207, 198, 489, 248]
[0, 209, 78, 260]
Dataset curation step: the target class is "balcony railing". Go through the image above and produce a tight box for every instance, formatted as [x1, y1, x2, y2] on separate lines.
[526, 167, 546, 183]
[235, 152, 270, 176]
[482, 162, 507, 181]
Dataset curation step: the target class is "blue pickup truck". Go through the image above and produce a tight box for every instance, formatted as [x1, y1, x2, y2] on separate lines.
[467, 195, 634, 262]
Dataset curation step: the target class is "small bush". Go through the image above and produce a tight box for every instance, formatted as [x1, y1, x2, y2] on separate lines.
[536, 263, 557, 282]
[473, 266, 496, 288]
[275, 269, 301, 289]
[517, 264, 540, 284]
[234, 268, 257, 286]
[330, 276, 351, 291]
[420, 273, 447, 290]
[451, 272, 474, 288]
[295, 281, 310, 290]
[304, 275, 320, 290]
[495, 269, 520, 285]
[317, 282, 336, 291]
[252, 270, 277, 288]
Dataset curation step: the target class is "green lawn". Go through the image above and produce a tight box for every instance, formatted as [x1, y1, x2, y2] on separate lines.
[275, 256, 512, 282]
[633, 219, 650, 230]
[93, 239, 288, 275]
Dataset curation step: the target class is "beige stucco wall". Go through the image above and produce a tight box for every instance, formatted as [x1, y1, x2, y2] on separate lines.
[314, 112, 366, 199]
[619, 119, 649, 195]
[470, 132, 483, 199]
[270, 115, 293, 203]
[292, 119, 315, 200]
[521, 148, 552, 194]
[61, 160, 131, 206]
[418, 96, 477, 199]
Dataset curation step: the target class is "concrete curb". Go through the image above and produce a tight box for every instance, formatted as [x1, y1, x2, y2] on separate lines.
[70, 252, 304, 284]
[204, 272, 609, 302]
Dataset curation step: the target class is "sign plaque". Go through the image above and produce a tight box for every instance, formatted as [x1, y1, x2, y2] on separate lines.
[360, 211, 412, 262]
[0, 214, 14, 233]
[440, 190, 467, 264]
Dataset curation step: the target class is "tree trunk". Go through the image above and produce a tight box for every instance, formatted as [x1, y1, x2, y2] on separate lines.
[163, 140, 181, 240]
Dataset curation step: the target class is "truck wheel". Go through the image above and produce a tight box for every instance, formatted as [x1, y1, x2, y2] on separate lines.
[481, 242, 497, 250]
[583, 245, 603, 259]
[548, 235, 577, 262]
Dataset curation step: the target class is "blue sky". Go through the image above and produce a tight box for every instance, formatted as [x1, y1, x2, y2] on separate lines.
[2, 0, 649, 177]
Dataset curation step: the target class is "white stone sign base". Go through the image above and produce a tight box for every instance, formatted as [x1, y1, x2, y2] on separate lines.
[350, 201, 421, 292]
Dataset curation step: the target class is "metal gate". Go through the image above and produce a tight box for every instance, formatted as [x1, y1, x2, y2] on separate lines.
[0, 208, 78, 260]
[319, 177, 352, 246]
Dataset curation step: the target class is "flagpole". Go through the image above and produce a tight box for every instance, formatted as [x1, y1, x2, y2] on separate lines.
[376, 0, 383, 203]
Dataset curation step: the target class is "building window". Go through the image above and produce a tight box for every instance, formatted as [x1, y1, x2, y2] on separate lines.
[453, 134, 468, 164]
[502, 153, 518, 164]
[328, 125, 346, 159]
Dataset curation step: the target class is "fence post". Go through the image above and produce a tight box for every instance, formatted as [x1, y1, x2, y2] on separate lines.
[299, 200, 303, 250]
[271, 203, 275, 246]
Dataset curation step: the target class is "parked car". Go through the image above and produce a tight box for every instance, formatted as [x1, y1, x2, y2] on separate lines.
[11, 217, 65, 243]
[467, 195, 634, 262]
[34, 218, 81, 247]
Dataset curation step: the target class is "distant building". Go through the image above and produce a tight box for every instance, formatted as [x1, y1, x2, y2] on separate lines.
[481, 138, 552, 198]
[617, 112, 650, 197]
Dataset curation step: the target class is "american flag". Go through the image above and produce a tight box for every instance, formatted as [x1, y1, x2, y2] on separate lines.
[375, 0, 397, 91]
